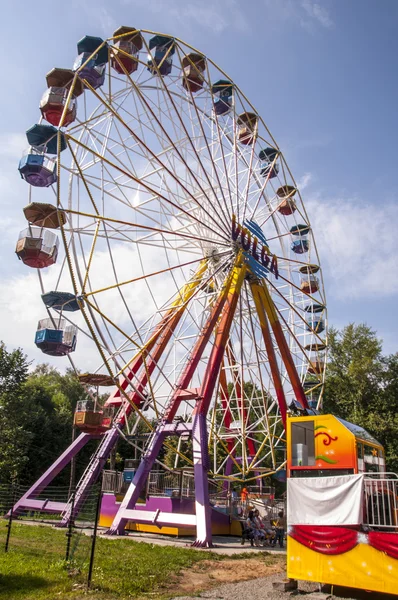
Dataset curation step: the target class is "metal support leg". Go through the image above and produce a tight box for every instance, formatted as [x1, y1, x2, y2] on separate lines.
[107, 429, 167, 534]
[108, 256, 246, 540]
[192, 413, 212, 547]
[12, 433, 92, 515]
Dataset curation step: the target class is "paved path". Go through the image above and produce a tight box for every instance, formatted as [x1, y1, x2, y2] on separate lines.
[98, 529, 287, 556]
[18, 519, 286, 556]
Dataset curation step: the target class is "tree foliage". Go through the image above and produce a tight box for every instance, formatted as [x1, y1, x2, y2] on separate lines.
[1, 322, 397, 486]
[0, 344, 89, 484]
[323, 324, 398, 472]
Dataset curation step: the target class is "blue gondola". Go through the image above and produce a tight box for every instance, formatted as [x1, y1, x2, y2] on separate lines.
[211, 80, 233, 115]
[291, 224, 310, 254]
[73, 36, 108, 89]
[41, 291, 83, 312]
[18, 148, 57, 187]
[258, 147, 279, 178]
[147, 35, 175, 76]
[35, 318, 77, 356]
[77, 36, 109, 65]
[26, 124, 66, 154]
[304, 303, 325, 333]
[73, 53, 106, 88]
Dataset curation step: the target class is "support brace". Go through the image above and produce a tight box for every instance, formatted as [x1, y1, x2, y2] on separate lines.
[13, 262, 207, 523]
[107, 255, 247, 544]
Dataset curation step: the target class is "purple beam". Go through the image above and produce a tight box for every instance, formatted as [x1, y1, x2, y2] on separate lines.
[16, 500, 67, 513]
[60, 426, 121, 525]
[191, 260, 246, 546]
[13, 432, 91, 515]
[192, 413, 212, 546]
[107, 427, 168, 534]
[120, 508, 197, 527]
[161, 422, 193, 435]
[63, 421, 194, 526]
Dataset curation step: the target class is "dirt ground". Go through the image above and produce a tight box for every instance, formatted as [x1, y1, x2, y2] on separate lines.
[166, 555, 285, 596]
[166, 555, 397, 600]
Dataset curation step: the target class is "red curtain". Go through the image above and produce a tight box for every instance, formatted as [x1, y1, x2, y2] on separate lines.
[291, 525, 398, 560]
[368, 532, 398, 559]
[290, 525, 359, 555]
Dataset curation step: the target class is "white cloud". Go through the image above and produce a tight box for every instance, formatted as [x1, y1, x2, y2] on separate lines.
[297, 172, 312, 191]
[301, 0, 334, 29]
[91, 6, 118, 36]
[305, 191, 398, 299]
[0, 133, 26, 159]
[167, 0, 249, 34]
[263, 0, 334, 32]
[119, 0, 249, 35]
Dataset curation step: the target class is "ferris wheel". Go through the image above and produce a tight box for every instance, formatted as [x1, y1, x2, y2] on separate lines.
[14, 28, 327, 543]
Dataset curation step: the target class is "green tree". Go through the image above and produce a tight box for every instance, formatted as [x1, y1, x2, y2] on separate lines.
[323, 324, 398, 472]
[0, 344, 31, 482]
[0, 344, 91, 484]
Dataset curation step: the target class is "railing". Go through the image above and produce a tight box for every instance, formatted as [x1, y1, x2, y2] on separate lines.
[147, 470, 215, 499]
[101, 468, 282, 519]
[364, 473, 398, 530]
[102, 470, 128, 495]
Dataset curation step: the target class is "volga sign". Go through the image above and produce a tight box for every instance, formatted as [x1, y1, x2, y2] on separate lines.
[231, 214, 279, 279]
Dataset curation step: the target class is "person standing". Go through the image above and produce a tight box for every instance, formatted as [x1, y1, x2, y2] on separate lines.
[272, 510, 286, 548]
[240, 486, 249, 514]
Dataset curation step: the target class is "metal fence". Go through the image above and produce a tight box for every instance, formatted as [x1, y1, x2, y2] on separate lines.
[364, 473, 398, 529]
[147, 470, 199, 498]
[102, 468, 222, 500]
[0, 482, 102, 588]
[102, 470, 127, 494]
[101, 468, 280, 521]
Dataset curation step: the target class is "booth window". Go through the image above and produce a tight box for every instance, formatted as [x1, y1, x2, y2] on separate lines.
[291, 421, 315, 466]
[357, 443, 364, 458]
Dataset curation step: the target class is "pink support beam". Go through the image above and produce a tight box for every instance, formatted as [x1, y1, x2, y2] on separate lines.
[14, 265, 207, 525]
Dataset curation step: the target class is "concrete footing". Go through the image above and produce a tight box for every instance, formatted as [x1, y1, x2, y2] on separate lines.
[272, 578, 298, 592]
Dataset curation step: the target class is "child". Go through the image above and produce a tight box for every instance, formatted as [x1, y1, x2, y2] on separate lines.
[272, 510, 286, 548]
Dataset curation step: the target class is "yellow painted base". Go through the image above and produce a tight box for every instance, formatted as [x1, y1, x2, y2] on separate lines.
[99, 511, 242, 537]
[288, 536, 398, 596]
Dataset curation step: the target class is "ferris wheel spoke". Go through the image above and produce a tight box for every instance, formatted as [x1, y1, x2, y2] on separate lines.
[71, 230, 133, 363]
[16, 29, 327, 494]
[172, 44, 233, 228]
[85, 255, 210, 298]
[264, 279, 324, 375]
[64, 208, 229, 248]
[82, 80, 231, 240]
[113, 48, 232, 234]
[66, 133, 229, 243]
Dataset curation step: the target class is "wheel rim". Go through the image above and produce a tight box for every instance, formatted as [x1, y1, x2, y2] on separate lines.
[23, 30, 327, 484]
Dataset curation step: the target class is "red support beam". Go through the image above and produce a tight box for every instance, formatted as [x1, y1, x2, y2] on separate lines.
[253, 281, 309, 411]
[251, 281, 288, 425]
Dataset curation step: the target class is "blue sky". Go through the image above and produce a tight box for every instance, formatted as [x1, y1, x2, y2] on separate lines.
[0, 0, 397, 365]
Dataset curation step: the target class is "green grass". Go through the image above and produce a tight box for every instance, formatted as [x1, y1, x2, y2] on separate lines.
[1, 520, 274, 599]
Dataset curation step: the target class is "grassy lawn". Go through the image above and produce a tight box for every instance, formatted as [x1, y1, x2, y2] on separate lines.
[0, 521, 282, 599]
